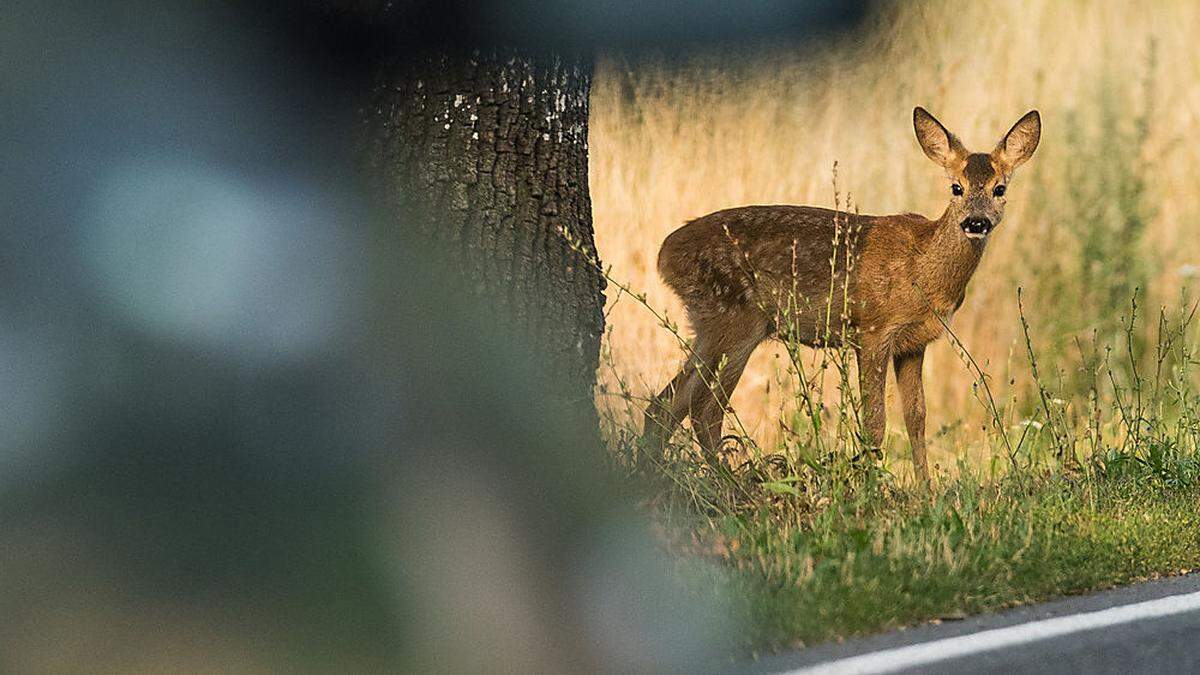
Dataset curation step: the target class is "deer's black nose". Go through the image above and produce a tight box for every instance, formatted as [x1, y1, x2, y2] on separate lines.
[960, 217, 993, 237]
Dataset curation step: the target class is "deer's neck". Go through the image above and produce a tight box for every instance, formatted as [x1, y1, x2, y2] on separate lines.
[914, 213, 986, 312]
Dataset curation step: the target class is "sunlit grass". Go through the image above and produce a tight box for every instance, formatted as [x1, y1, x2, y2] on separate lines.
[712, 476, 1200, 650]
[587, 197, 1200, 652]
[587, 0, 1200, 651]
[590, 0, 1200, 455]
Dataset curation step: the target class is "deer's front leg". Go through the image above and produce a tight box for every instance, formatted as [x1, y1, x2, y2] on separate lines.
[856, 338, 889, 455]
[893, 349, 930, 486]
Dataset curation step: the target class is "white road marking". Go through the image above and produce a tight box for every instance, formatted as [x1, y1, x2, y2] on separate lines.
[781, 589, 1200, 675]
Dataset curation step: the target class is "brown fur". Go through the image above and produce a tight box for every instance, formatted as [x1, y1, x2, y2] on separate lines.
[644, 108, 1041, 484]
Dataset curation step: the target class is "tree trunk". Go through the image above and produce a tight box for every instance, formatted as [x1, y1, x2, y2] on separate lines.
[360, 49, 606, 425]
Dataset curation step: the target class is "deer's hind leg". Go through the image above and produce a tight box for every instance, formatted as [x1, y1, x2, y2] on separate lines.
[689, 314, 771, 454]
[642, 338, 717, 451]
[642, 369, 693, 449]
[643, 314, 768, 453]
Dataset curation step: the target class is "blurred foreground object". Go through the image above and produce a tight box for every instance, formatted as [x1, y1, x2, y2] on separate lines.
[1, 0, 866, 672]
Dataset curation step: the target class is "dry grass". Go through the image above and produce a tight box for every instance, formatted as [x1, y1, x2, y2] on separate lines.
[589, 0, 1200, 470]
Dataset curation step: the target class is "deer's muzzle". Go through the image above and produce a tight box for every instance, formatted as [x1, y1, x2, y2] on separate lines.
[960, 217, 993, 239]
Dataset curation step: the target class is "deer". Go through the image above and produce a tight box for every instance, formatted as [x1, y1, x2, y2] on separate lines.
[643, 107, 1041, 484]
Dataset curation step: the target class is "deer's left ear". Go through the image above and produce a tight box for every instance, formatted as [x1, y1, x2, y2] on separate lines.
[994, 110, 1041, 171]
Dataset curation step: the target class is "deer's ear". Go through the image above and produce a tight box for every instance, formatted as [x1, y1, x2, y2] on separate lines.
[994, 110, 1041, 170]
[914, 107, 967, 169]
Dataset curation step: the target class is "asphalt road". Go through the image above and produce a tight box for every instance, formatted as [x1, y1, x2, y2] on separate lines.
[746, 573, 1200, 675]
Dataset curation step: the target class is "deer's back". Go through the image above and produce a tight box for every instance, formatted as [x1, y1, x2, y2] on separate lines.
[658, 205, 881, 343]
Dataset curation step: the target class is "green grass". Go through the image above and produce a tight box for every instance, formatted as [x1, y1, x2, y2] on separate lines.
[583, 70, 1200, 647]
[702, 474, 1200, 650]
[594, 271, 1200, 654]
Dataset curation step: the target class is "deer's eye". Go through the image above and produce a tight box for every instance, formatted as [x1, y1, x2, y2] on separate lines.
[951, 183, 964, 196]
[993, 184, 1007, 197]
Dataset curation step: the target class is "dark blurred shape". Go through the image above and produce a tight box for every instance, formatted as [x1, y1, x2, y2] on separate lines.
[286, 0, 871, 61]
[484, 0, 870, 52]
[1, 0, 867, 672]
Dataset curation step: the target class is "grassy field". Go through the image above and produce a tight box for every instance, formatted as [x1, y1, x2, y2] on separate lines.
[587, 0, 1200, 653]
[606, 287, 1200, 650]
[590, 0, 1200, 469]
[704, 476, 1200, 651]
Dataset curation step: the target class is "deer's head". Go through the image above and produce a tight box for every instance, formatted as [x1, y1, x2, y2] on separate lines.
[913, 107, 1040, 242]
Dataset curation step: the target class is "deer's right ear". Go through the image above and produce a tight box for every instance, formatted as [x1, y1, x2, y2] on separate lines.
[913, 107, 966, 170]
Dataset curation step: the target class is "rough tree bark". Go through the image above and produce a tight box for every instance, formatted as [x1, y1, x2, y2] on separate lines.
[360, 49, 606, 426]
